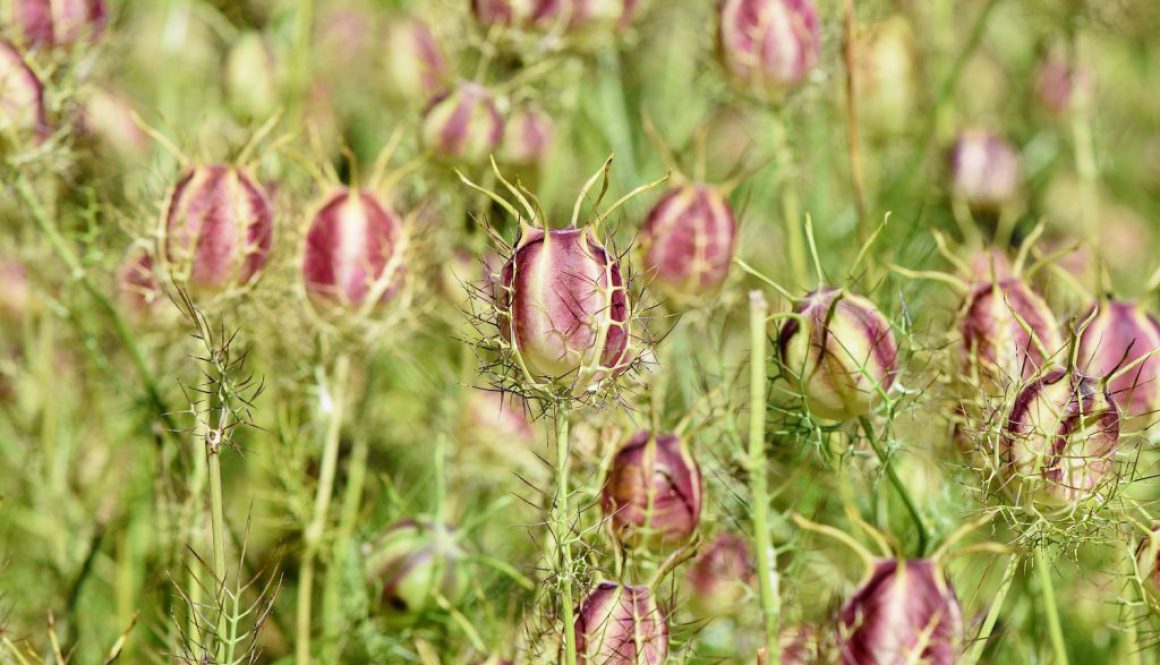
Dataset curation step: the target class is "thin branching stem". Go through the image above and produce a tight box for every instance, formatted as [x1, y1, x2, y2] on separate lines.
[769, 112, 806, 289]
[555, 405, 578, 665]
[858, 415, 928, 557]
[749, 291, 781, 664]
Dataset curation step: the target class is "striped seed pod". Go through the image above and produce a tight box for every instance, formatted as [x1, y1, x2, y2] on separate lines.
[639, 183, 736, 303]
[717, 0, 820, 103]
[1, 0, 106, 49]
[0, 39, 46, 143]
[949, 130, 1022, 212]
[499, 105, 553, 167]
[365, 519, 468, 615]
[686, 532, 752, 619]
[575, 582, 668, 665]
[383, 16, 449, 104]
[421, 82, 504, 164]
[957, 278, 1061, 389]
[601, 431, 702, 549]
[1078, 300, 1160, 423]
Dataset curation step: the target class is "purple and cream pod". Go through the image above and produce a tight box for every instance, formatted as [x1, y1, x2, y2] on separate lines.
[1002, 367, 1121, 505]
[302, 188, 406, 311]
[639, 182, 736, 302]
[383, 16, 449, 103]
[421, 82, 505, 164]
[777, 287, 899, 421]
[575, 581, 667, 665]
[1077, 300, 1160, 423]
[837, 558, 962, 665]
[160, 165, 274, 296]
[499, 105, 553, 167]
[364, 519, 468, 615]
[116, 246, 163, 316]
[1035, 55, 1092, 118]
[601, 431, 702, 549]
[949, 130, 1022, 212]
[0, 39, 47, 142]
[498, 224, 631, 388]
[957, 277, 1062, 389]
[717, 0, 821, 102]
[1135, 524, 1160, 599]
[3, 0, 106, 49]
[472, 0, 640, 33]
[686, 532, 753, 619]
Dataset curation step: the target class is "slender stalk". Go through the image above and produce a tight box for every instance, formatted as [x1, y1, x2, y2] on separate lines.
[554, 406, 577, 665]
[858, 415, 927, 557]
[841, 0, 869, 244]
[319, 429, 369, 659]
[769, 113, 806, 289]
[296, 352, 350, 665]
[206, 436, 227, 661]
[748, 292, 780, 665]
[962, 554, 1020, 665]
[1035, 547, 1070, 665]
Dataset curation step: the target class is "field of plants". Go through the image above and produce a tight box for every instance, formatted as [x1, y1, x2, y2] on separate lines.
[2, 0, 1160, 663]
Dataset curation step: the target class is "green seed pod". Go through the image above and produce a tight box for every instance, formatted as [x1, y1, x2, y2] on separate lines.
[365, 519, 468, 615]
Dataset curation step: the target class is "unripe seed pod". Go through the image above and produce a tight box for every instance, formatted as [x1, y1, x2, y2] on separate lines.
[567, 0, 641, 32]
[365, 519, 469, 615]
[717, 0, 821, 103]
[223, 31, 281, 121]
[949, 130, 1022, 211]
[161, 165, 274, 296]
[964, 247, 1013, 284]
[639, 183, 736, 301]
[0, 39, 46, 141]
[779, 625, 822, 665]
[117, 246, 163, 315]
[957, 278, 1061, 389]
[1077, 300, 1160, 422]
[1135, 524, 1160, 598]
[1003, 367, 1120, 505]
[0, 258, 30, 325]
[421, 82, 505, 164]
[575, 581, 668, 665]
[837, 559, 962, 665]
[471, 0, 548, 29]
[777, 287, 899, 421]
[2, 0, 106, 48]
[1035, 55, 1092, 118]
[77, 87, 149, 164]
[601, 431, 701, 549]
[686, 532, 752, 619]
[499, 105, 553, 167]
[498, 225, 630, 387]
[302, 188, 406, 311]
[383, 17, 449, 103]
[851, 16, 919, 137]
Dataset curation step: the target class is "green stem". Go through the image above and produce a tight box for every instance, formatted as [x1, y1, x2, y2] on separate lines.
[858, 415, 927, 557]
[963, 554, 1020, 665]
[769, 113, 806, 290]
[555, 407, 577, 665]
[207, 445, 227, 661]
[748, 292, 781, 665]
[296, 352, 350, 665]
[1035, 547, 1070, 665]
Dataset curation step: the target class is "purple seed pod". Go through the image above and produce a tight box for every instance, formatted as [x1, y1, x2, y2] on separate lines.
[575, 581, 668, 665]
[0, 39, 46, 141]
[851, 16, 919, 137]
[777, 287, 899, 421]
[302, 189, 406, 311]
[837, 558, 963, 665]
[383, 16, 449, 104]
[223, 31, 281, 121]
[365, 519, 468, 615]
[5, 0, 106, 49]
[717, 0, 821, 103]
[964, 247, 1013, 284]
[116, 246, 163, 316]
[601, 431, 702, 548]
[1078, 300, 1160, 422]
[686, 532, 752, 619]
[421, 82, 505, 164]
[949, 130, 1022, 211]
[498, 224, 631, 388]
[471, 0, 551, 29]
[0, 258, 30, 324]
[639, 183, 736, 302]
[77, 87, 149, 163]
[499, 105, 553, 167]
[1036, 55, 1092, 117]
[161, 165, 274, 296]
[957, 278, 1062, 388]
[1003, 367, 1120, 505]
[568, 0, 641, 31]
[779, 625, 823, 665]
[1135, 524, 1160, 597]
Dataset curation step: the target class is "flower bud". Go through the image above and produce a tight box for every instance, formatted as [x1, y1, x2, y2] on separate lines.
[498, 224, 631, 388]
[717, 0, 821, 102]
[302, 189, 406, 311]
[365, 519, 468, 614]
[116, 246, 163, 316]
[223, 31, 281, 121]
[601, 431, 701, 548]
[1003, 367, 1120, 505]
[837, 559, 962, 665]
[639, 183, 736, 302]
[575, 581, 667, 665]
[1077, 300, 1160, 423]
[686, 532, 751, 619]
[1035, 55, 1092, 117]
[957, 278, 1061, 388]
[161, 165, 274, 296]
[0, 39, 46, 142]
[3, 0, 106, 49]
[499, 105, 553, 167]
[777, 287, 899, 421]
[851, 16, 919, 137]
[383, 17, 449, 103]
[949, 130, 1022, 211]
[421, 83, 505, 164]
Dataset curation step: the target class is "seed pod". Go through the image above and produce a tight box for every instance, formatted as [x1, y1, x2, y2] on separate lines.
[3, 0, 106, 48]
[117, 246, 163, 316]
[0, 258, 30, 325]
[1003, 367, 1120, 505]
[717, 0, 821, 103]
[964, 247, 1013, 284]
[575, 582, 668, 665]
[471, 0, 549, 29]
[302, 188, 406, 311]
[0, 39, 46, 142]
[837, 559, 962, 665]
[77, 87, 149, 164]
[851, 16, 919, 137]
[161, 165, 274, 296]
[1078, 300, 1160, 422]
[1036, 55, 1092, 117]
[686, 532, 752, 619]
[223, 31, 281, 121]
[601, 431, 701, 548]
[499, 105, 553, 167]
[498, 224, 631, 388]
[639, 183, 736, 302]
[949, 130, 1022, 212]
[780, 625, 823, 665]
[365, 519, 468, 615]
[1135, 524, 1160, 598]
[567, 0, 641, 32]
[957, 278, 1061, 389]
[777, 287, 899, 421]
[421, 82, 505, 164]
[383, 17, 449, 103]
